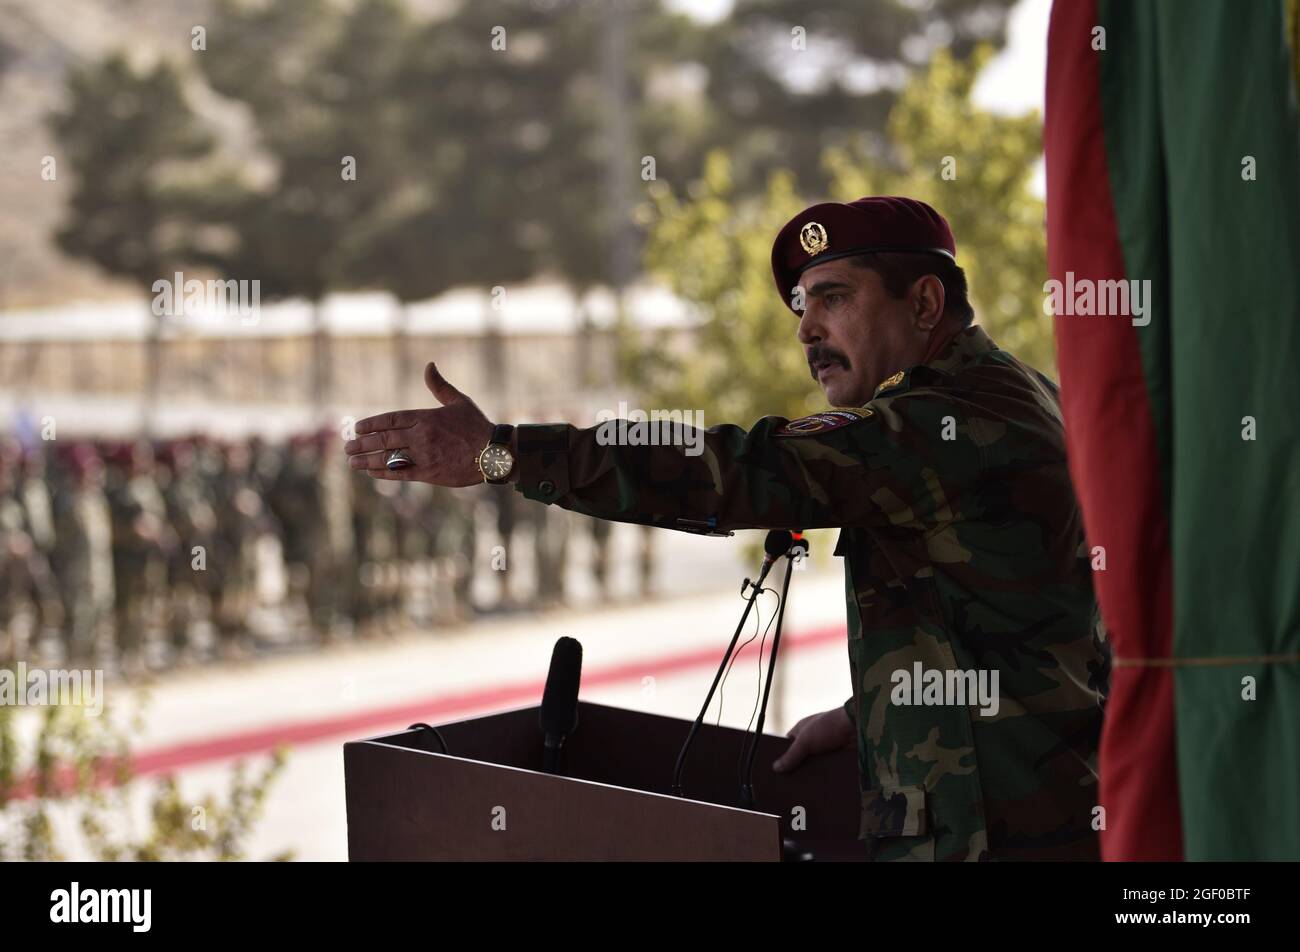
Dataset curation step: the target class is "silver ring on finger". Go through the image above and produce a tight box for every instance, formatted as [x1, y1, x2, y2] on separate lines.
[385, 449, 414, 471]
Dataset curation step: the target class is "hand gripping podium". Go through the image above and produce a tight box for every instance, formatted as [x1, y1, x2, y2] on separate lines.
[344, 701, 865, 861]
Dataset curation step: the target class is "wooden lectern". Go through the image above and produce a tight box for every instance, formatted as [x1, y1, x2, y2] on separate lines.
[344, 701, 864, 861]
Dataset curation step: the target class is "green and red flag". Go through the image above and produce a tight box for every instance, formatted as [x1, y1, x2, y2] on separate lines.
[1045, 0, 1300, 860]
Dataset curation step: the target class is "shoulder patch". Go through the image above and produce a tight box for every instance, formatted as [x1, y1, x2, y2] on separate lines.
[774, 407, 873, 437]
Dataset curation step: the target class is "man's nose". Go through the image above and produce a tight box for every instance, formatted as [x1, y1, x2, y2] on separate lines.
[797, 303, 824, 346]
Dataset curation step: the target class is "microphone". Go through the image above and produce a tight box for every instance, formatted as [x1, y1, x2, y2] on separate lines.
[743, 530, 794, 597]
[763, 529, 794, 563]
[540, 637, 583, 775]
[788, 531, 808, 561]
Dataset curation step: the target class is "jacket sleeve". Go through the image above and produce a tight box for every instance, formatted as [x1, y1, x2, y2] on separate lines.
[512, 391, 982, 534]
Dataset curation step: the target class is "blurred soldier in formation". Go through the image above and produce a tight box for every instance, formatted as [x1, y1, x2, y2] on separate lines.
[0, 442, 61, 662]
[372, 479, 405, 633]
[391, 480, 436, 625]
[247, 435, 289, 632]
[489, 481, 518, 609]
[210, 440, 265, 657]
[16, 444, 62, 642]
[50, 444, 115, 665]
[247, 434, 285, 519]
[316, 429, 356, 641]
[437, 484, 477, 623]
[587, 515, 612, 602]
[533, 500, 569, 610]
[350, 468, 402, 638]
[638, 524, 657, 598]
[0, 450, 31, 662]
[106, 440, 169, 674]
[158, 439, 219, 665]
[269, 435, 333, 641]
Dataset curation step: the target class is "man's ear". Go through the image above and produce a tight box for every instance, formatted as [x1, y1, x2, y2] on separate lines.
[911, 275, 946, 332]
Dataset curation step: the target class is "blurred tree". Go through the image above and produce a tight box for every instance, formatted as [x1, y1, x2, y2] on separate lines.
[635, 45, 1051, 431]
[345, 0, 549, 401]
[373, 0, 1019, 394]
[377, 0, 702, 391]
[48, 54, 217, 433]
[697, 0, 1017, 196]
[46, 0, 1027, 418]
[344, 0, 1019, 308]
[823, 46, 1051, 371]
[195, 0, 401, 412]
[635, 155, 817, 426]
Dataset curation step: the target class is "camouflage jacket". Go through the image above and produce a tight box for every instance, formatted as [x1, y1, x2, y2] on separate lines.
[514, 326, 1106, 861]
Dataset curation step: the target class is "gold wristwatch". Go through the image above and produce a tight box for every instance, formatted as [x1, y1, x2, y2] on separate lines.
[475, 424, 515, 484]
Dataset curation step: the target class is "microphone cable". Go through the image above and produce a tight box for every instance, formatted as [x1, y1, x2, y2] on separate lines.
[738, 541, 801, 808]
[407, 722, 449, 755]
[736, 589, 780, 788]
[672, 530, 792, 798]
[716, 579, 778, 727]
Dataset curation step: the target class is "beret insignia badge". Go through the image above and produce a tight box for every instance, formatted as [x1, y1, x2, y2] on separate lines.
[799, 221, 829, 256]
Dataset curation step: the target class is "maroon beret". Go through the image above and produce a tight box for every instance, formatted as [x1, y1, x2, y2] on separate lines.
[771, 196, 956, 313]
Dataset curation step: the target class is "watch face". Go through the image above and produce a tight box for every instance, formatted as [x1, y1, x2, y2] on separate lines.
[479, 444, 514, 481]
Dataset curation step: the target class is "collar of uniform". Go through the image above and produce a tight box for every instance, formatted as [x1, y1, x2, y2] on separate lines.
[923, 324, 996, 376]
[868, 326, 996, 402]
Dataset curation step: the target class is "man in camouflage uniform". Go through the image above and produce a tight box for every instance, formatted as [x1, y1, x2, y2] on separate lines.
[586, 515, 612, 601]
[391, 481, 436, 625]
[344, 197, 1106, 862]
[439, 485, 477, 623]
[0, 441, 64, 662]
[316, 429, 357, 640]
[532, 499, 570, 611]
[349, 467, 402, 638]
[488, 481, 519, 609]
[0, 446, 36, 660]
[210, 441, 265, 656]
[51, 444, 115, 665]
[270, 434, 352, 642]
[15, 444, 63, 646]
[106, 440, 169, 673]
[158, 440, 219, 663]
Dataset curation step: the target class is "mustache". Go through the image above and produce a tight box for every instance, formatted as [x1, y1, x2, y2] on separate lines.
[807, 344, 849, 378]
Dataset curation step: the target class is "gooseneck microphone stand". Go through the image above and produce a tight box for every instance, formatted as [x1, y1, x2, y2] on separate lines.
[739, 536, 808, 809]
[672, 531, 792, 799]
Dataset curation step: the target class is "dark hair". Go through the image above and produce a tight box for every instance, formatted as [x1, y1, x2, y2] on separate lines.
[846, 251, 975, 327]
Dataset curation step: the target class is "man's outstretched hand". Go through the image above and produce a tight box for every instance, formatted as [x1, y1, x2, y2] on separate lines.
[343, 362, 495, 486]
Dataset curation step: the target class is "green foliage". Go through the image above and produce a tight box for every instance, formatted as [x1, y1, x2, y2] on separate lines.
[194, 0, 385, 303]
[47, 0, 1019, 314]
[633, 46, 1052, 436]
[361, 0, 556, 299]
[0, 692, 288, 862]
[824, 46, 1053, 373]
[696, 0, 1017, 197]
[634, 156, 821, 426]
[48, 54, 217, 290]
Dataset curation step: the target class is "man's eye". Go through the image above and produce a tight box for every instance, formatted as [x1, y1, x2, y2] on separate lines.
[825, 293, 844, 307]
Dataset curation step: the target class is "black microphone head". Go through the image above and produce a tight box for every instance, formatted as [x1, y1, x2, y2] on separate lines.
[789, 532, 810, 558]
[540, 637, 583, 737]
[764, 530, 794, 560]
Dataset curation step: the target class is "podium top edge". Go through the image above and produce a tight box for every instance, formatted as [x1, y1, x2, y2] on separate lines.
[343, 735, 783, 822]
